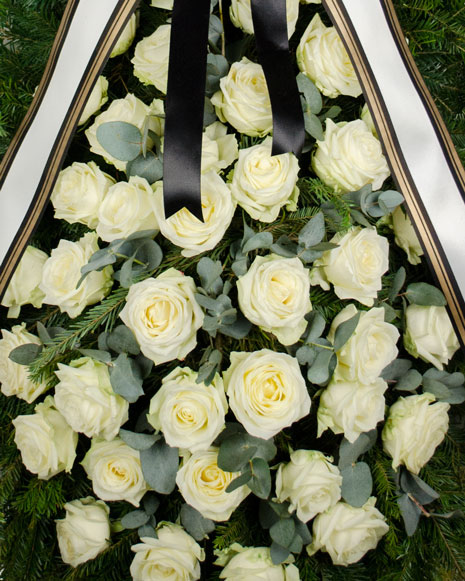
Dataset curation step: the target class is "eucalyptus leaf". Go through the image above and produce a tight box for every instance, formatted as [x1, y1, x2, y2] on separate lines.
[378, 190, 404, 213]
[9, 343, 42, 365]
[396, 369, 422, 392]
[180, 503, 215, 541]
[208, 14, 223, 49]
[307, 349, 337, 385]
[36, 322, 51, 345]
[338, 431, 377, 469]
[138, 524, 157, 538]
[333, 311, 360, 352]
[271, 235, 298, 258]
[423, 368, 464, 388]
[206, 53, 229, 95]
[296, 345, 316, 367]
[226, 469, 252, 493]
[119, 429, 160, 451]
[121, 510, 149, 529]
[389, 266, 406, 303]
[242, 232, 273, 254]
[119, 255, 136, 288]
[305, 311, 326, 343]
[296, 73, 322, 115]
[270, 542, 291, 566]
[107, 325, 140, 356]
[134, 353, 153, 380]
[219, 316, 252, 340]
[248, 457, 271, 499]
[134, 239, 163, 271]
[197, 257, 223, 293]
[217, 433, 257, 472]
[96, 121, 142, 161]
[80, 250, 117, 276]
[259, 501, 282, 529]
[270, 518, 295, 549]
[203, 97, 217, 127]
[298, 212, 325, 249]
[304, 113, 324, 140]
[398, 493, 421, 536]
[126, 151, 163, 183]
[288, 533, 303, 554]
[399, 470, 439, 505]
[142, 494, 160, 516]
[341, 462, 373, 507]
[78, 349, 112, 364]
[405, 283, 447, 306]
[294, 519, 312, 545]
[140, 440, 179, 494]
[381, 358, 412, 381]
[109, 353, 144, 403]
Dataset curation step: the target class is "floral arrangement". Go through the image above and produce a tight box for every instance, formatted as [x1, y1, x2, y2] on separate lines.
[1, 1, 465, 580]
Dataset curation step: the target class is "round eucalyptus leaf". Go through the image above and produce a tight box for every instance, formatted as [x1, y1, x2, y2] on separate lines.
[96, 121, 142, 161]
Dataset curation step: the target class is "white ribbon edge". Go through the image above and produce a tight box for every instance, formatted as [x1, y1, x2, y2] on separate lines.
[342, 0, 465, 298]
[0, 0, 122, 266]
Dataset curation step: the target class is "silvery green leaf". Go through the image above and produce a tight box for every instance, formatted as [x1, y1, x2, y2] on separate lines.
[134, 354, 153, 380]
[36, 322, 51, 345]
[305, 311, 326, 343]
[134, 239, 163, 271]
[381, 302, 399, 323]
[304, 113, 324, 140]
[298, 212, 325, 249]
[219, 316, 252, 340]
[180, 504, 215, 541]
[107, 325, 140, 356]
[333, 311, 360, 352]
[298, 248, 324, 263]
[218, 433, 257, 472]
[405, 283, 447, 306]
[206, 53, 229, 95]
[259, 501, 282, 529]
[142, 494, 160, 516]
[309, 242, 338, 252]
[381, 358, 412, 381]
[195, 294, 220, 311]
[322, 105, 341, 119]
[98, 332, 109, 351]
[346, 184, 372, 207]
[350, 209, 372, 227]
[119, 429, 160, 451]
[248, 457, 271, 499]
[388, 266, 406, 303]
[242, 232, 273, 254]
[109, 353, 144, 403]
[231, 258, 248, 277]
[78, 349, 112, 364]
[307, 349, 337, 385]
[270, 518, 295, 549]
[96, 121, 142, 161]
[424, 368, 464, 388]
[197, 257, 223, 293]
[125, 229, 158, 242]
[296, 345, 316, 366]
[208, 13, 223, 48]
[203, 97, 217, 127]
[138, 524, 157, 538]
[119, 255, 136, 289]
[80, 249, 117, 276]
[395, 369, 422, 392]
[399, 470, 439, 505]
[422, 377, 450, 399]
[271, 235, 299, 257]
[378, 190, 404, 213]
[8, 343, 42, 365]
[270, 542, 290, 566]
[398, 493, 421, 536]
[226, 469, 252, 493]
[288, 533, 303, 554]
[296, 73, 322, 115]
[341, 462, 373, 507]
[126, 151, 163, 183]
[338, 431, 377, 469]
[140, 440, 179, 494]
[294, 519, 312, 544]
[121, 510, 149, 529]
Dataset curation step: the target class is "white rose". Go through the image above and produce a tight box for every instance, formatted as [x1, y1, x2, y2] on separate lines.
[12, 396, 78, 480]
[176, 447, 251, 521]
[311, 226, 389, 307]
[51, 161, 115, 229]
[130, 523, 204, 581]
[132, 24, 170, 93]
[307, 498, 389, 566]
[151, 0, 173, 8]
[313, 119, 390, 193]
[40, 232, 113, 319]
[81, 437, 149, 506]
[147, 366, 227, 453]
[230, 0, 300, 38]
[56, 497, 110, 567]
[96, 176, 159, 243]
[361, 103, 377, 137]
[317, 377, 388, 443]
[110, 13, 137, 57]
[223, 350, 311, 439]
[151, 172, 235, 257]
[119, 270, 204, 365]
[0, 324, 47, 403]
[404, 305, 459, 370]
[211, 58, 272, 137]
[86, 94, 163, 171]
[237, 255, 311, 345]
[382, 393, 450, 474]
[231, 137, 300, 223]
[391, 206, 423, 265]
[54, 357, 129, 441]
[78, 76, 109, 126]
[328, 305, 399, 384]
[1, 246, 48, 317]
[202, 122, 239, 174]
[216, 544, 300, 580]
[297, 14, 361, 99]
[276, 450, 342, 522]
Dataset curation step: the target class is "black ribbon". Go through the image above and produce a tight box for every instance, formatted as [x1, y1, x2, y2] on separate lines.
[163, 0, 305, 220]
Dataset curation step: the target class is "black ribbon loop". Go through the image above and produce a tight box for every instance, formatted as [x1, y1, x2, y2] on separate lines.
[163, 0, 211, 221]
[163, 0, 305, 220]
[251, 0, 305, 157]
